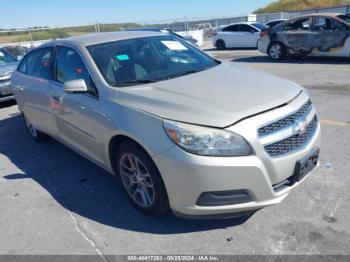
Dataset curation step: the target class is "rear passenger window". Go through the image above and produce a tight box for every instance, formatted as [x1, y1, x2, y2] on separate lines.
[18, 47, 53, 80]
[56, 46, 98, 97]
[223, 25, 240, 32]
[285, 18, 312, 30]
[331, 19, 347, 31]
[240, 25, 257, 32]
[314, 17, 332, 30]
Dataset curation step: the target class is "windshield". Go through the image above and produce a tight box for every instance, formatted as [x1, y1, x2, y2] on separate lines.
[0, 48, 17, 64]
[87, 35, 219, 87]
[338, 14, 350, 24]
[252, 23, 269, 30]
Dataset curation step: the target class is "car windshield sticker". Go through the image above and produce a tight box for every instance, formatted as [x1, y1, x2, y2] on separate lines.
[116, 54, 130, 61]
[161, 41, 188, 51]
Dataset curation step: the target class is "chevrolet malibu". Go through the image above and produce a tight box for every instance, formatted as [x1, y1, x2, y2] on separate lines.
[12, 32, 321, 218]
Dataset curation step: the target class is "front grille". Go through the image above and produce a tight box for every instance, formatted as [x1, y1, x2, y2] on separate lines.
[265, 116, 318, 157]
[0, 84, 12, 97]
[258, 100, 312, 137]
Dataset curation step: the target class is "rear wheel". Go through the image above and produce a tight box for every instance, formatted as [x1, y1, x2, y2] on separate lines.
[23, 114, 49, 142]
[268, 42, 286, 61]
[216, 40, 226, 50]
[115, 141, 169, 216]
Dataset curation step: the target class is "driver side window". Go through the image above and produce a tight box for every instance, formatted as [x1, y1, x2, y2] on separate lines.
[56, 46, 98, 97]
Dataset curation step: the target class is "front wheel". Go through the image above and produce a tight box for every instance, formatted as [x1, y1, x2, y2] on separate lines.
[115, 141, 170, 216]
[268, 42, 286, 61]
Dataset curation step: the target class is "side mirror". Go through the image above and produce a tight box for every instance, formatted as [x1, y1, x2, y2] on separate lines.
[63, 79, 88, 94]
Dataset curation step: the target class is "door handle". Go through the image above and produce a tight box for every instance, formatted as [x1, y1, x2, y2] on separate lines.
[15, 85, 24, 92]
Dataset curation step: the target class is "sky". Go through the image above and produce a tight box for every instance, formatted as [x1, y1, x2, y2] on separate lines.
[0, 0, 272, 29]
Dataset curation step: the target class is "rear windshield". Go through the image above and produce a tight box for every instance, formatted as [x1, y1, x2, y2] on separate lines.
[0, 48, 17, 64]
[87, 35, 219, 87]
[252, 23, 269, 30]
[338, 14, 350, 24]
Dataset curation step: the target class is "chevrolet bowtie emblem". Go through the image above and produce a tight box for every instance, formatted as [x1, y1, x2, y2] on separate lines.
[294, 119, 307, 134]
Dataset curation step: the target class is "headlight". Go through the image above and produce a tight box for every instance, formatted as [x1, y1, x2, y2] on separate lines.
[163, 120, 253, 156]
[0, 72, 11, 81]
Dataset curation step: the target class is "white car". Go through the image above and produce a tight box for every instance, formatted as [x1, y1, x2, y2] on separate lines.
[213, 22, 268, 50]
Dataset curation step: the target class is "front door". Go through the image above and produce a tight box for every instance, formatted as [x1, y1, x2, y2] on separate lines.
[50, 45, 105, 164]
[282, 17, 315, 55]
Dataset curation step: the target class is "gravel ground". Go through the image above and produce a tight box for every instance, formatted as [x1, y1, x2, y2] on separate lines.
[0, 44, 349, 259]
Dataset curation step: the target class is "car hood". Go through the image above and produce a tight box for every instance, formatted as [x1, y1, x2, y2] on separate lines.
[118, 62, 302, 128]
[0, 62, 19, 76]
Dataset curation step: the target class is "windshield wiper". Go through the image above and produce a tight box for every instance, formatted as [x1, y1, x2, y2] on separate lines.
[119, 79, 158, 86]
[164, 67, 209, 80]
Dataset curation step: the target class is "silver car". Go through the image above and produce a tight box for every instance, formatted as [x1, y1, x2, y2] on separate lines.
[12, 32, 321, 218]
[0, 48, 19, 103]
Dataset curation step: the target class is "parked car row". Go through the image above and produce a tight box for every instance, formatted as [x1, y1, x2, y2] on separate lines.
[213, 12, 350, 61]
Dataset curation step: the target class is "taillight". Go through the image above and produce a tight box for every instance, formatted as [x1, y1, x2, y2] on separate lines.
[260, 30, 269, 38]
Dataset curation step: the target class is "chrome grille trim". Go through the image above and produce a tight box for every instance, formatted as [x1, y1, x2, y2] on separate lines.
[258, 100, 312, 137]
[0, 84, 13, 97]
[264, 116, 318, 157]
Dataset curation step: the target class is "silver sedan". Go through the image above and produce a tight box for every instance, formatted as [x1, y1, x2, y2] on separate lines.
[12, 31, 321, 218]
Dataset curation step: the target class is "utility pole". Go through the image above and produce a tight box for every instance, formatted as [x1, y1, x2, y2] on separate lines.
[27, 30, 33, 46]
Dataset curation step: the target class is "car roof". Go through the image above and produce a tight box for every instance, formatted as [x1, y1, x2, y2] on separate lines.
[267, 19, 286, 22]
[223, 21, 262, 27]
[298, 13, 344, 18]
[42, 31, 165, 47]
[220, 22, 263, 29]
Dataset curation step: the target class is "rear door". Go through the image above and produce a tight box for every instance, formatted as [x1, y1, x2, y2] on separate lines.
[281, 17, 315, 54]
[49, 45, 105, 163]
[238, 24, 260, 47]
[13, 47, 57, 136]
[220, 24, 240, 47]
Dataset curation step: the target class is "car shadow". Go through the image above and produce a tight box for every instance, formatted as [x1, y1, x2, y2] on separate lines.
[232, 55, 350, 65]
[0, 100, 16, 109]
[0, 114, 254, 234]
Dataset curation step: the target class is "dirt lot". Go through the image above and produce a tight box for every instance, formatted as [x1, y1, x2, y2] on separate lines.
[0, 47, 349, 259]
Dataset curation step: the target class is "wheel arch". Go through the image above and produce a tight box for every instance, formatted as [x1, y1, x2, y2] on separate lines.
[215, 39, 225, 47]
[268, 41, 287, 52]
[108, 134, 148, 174]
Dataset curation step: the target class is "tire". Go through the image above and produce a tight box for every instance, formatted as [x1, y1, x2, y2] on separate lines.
[115, 140, 170, 216]
[268, 42, 286, 61]
[23, 114, 50, 142]
[216, 40, 226, 50]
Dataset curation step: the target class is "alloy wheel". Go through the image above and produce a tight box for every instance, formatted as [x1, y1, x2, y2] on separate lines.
[119, 153, 155, 208]
[269, 44, 282, 60]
